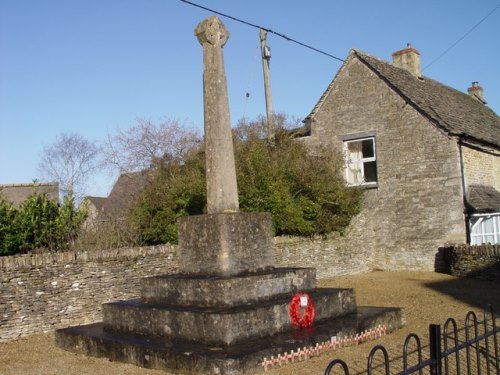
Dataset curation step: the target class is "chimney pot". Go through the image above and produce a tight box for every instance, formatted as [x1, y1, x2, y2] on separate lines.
[467, 81, 486, 104]
[392, 44, 421, 77]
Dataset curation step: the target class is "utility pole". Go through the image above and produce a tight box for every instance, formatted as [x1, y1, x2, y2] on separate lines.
[259, 29, 275, 144]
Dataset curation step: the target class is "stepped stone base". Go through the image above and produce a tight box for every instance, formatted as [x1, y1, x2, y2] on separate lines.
[55, 211, 405, 374]
[56, 306, 404, 375]
[103, 288, 356, 346]
[141, 267, 316, 307]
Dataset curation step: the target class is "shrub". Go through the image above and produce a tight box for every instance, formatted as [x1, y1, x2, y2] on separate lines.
[234, 121, 362, 236]
[0, 198, 17, 255]
[132, 153, 206, 244]
[132, 114, 363, 243]
[0, 194, 86, 255]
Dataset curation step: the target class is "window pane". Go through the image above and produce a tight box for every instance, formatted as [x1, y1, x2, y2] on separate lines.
[344, 137, 377, 185]
[362, 139, 374, 158]
[470, 235, 481, 245]
[364, 161, 378, 182]
[469, 215, 500, 244]
[470, 217, 482, 235]
[483, 217, 494, 234]
[485, 235, 495, 244]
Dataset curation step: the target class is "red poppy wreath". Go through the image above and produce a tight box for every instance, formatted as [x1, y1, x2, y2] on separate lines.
[289, 292, 315, 329]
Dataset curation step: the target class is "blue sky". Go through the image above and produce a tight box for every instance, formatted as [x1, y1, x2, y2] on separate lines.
[1, 1, 499, 197]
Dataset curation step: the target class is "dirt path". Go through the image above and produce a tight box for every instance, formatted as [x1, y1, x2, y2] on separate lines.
[1, 271, 498, 375]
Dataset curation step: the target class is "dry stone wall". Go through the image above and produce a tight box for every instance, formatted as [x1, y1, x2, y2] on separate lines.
[273, 235, 372, 278]
[0, 236, 374, 342]
[0, 245, 177, 342]
[439, 244, 500, 281]
[1, 235, 464, 342]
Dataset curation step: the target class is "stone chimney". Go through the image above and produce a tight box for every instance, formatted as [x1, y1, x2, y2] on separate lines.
[467, 81, 487, 104]
[392, 43, 421, 77]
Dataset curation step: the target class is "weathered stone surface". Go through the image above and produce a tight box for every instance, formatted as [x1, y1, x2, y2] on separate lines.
[439, 244, 500, 281]
[300, 55, 466, 271]
[0, 245, 177, 342]
[0, 236, 407, 342]
[195, 16, 239, 214]
[462, 146, 500, 192]
[141, 267, 316, 307]
[56, 306, 405, 375]
[103, 288, 356, 346]
[177, 212, 274, 276]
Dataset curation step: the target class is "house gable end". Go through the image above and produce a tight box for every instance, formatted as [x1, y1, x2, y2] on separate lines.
[304, 50, 358, 128]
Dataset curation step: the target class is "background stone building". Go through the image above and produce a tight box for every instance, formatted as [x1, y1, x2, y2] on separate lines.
[0, 182, 59, 207]
[298, 45, 500, 270]
[82, 171, 149, 230]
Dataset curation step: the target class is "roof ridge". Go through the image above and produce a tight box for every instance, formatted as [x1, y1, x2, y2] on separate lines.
[0, 182, 58, 188]
[354, 50, 500, 149]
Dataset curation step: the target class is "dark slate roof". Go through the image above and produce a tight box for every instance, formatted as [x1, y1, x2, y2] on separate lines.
[305, 49, 500, 150]
[0, 182, 59, 208]
[467, 185, 500, 213]
[101, 171, 150, 220]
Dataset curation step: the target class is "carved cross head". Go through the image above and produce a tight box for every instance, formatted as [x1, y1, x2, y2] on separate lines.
[195, 16, 229, 47]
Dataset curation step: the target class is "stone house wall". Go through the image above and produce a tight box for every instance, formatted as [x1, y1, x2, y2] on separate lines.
[462, 145, 500, 191]
[302, 57, 466, 271]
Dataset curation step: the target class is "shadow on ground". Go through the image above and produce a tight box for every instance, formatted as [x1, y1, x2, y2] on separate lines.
[423, 274, 500, 312]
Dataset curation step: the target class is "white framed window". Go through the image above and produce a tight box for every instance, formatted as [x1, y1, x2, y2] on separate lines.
[343, 137, 378, 186]
[470, 213, 500, 245]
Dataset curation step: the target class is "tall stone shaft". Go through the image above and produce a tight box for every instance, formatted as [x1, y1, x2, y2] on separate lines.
[195, 16, 239, 214]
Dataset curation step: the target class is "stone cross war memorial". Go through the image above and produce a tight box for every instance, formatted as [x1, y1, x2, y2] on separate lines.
[55, 16, 404, 375]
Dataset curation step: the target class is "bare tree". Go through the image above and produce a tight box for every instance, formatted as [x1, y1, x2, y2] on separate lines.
[38, 133, 100, 201]
[102, 118, 202, 173]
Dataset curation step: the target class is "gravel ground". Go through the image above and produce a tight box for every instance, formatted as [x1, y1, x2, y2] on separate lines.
[1, 271, 499, 375]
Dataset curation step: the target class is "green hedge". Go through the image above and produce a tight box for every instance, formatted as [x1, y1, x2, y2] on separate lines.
[0, 194, 86, 255]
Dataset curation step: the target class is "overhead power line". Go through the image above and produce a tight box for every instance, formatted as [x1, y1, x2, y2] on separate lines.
[423, 2, 500, 71]
[180, 0, 345, 63]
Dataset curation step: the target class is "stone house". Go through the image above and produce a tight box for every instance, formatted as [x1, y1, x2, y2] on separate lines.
[298, 45, 500, 270]
[0, 182, 59, 208]
[82, 171, 150, 229]
[81, 196, 107, 230]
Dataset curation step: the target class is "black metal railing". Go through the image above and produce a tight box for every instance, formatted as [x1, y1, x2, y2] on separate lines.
[325, 305, 499, 375]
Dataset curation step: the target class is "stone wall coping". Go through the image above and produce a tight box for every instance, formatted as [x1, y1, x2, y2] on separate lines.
[441, 243, 500, 256]
[0, 244, 177, 270]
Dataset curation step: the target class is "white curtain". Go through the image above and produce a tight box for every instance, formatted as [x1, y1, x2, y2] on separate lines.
[346, 142, 363, 185]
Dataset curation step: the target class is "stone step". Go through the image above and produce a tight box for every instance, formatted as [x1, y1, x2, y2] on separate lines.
[103, 288, 356, 346]
[56, 306, 405, 375]
[141, 267, 316, 307]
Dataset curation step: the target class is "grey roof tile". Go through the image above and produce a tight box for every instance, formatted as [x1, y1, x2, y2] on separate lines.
[467, 185, 500, 212]
[305, 49, 500, 150]
[354, 50, 500, 149]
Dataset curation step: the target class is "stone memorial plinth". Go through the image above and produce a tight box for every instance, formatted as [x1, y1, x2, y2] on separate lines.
[55, 16, 404, 375]
[176, 212, 274, 276]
